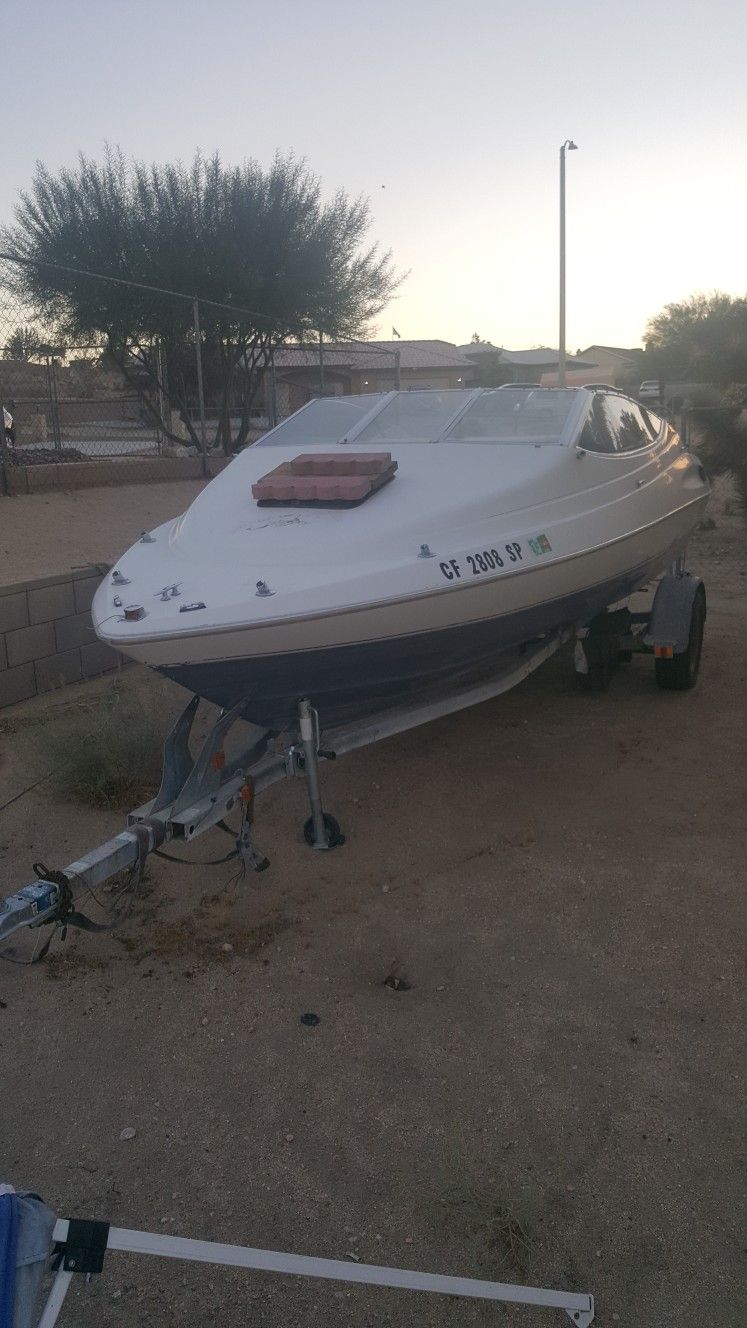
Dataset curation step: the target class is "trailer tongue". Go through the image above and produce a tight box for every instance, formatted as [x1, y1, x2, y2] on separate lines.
[1, 632, 568, 957]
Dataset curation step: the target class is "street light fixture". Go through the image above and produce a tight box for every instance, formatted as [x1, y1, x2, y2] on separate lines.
[558, 139, 578, 388]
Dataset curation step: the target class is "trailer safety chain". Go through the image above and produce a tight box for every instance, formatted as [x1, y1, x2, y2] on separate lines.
[33, 862, 123, 953]
[3, 858, 137, 966]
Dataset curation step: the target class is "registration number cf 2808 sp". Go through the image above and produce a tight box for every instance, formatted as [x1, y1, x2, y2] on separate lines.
[438, 533, 551, 582]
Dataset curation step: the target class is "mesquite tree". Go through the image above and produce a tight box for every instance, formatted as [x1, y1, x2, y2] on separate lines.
[645, 292, 747, 388]
[1, 150, 399, 450]
[5, 324, 44, 361]
[645, 292, 747, 509]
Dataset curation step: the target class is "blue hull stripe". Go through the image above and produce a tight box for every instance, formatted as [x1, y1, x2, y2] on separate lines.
[157, 554, 667, 729]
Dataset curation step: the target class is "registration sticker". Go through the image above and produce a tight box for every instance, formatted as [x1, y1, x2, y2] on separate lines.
[528, 533, 552, 556]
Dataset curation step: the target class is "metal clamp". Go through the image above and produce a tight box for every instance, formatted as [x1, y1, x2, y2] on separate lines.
[58, 1219, 111, 1275]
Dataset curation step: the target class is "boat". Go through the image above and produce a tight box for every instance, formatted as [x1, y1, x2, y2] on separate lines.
[92, 386, 710, 730]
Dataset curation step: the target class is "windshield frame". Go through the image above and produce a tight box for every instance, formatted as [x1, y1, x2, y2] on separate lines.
[344, 387, 480, 446]
[257, 392, 393, 447]
[256, 387, 589, 449]
[443, 387, 586, 447]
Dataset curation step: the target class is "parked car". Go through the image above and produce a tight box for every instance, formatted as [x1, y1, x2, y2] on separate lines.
[638, 380, 663, 403]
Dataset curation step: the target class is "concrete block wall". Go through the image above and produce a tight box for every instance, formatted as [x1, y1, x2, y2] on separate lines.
[0, 565, 126, 709]
[4, 453, 230, 495]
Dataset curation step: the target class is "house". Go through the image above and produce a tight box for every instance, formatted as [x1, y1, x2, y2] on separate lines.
[269, 340, 474, 417]
[540, 344, 645, 388]
[459, 344, 596, 384]
[498, 348, 596, 382]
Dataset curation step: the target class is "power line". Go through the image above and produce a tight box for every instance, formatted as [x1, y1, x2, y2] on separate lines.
[0, 252, 468, 368]
[0, 251, 384, 348]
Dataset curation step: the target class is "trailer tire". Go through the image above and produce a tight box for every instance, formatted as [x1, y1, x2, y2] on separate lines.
[655, 591, 705, 690]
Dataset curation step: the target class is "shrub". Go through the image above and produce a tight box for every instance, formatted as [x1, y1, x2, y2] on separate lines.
[34, 689, 163, 809]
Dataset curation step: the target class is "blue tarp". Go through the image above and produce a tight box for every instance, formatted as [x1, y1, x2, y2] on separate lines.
[0, 1194, 19, 1328]
[0, 1189, 56, 1328]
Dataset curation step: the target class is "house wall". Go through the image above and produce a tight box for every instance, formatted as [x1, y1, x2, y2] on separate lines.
[0, 566, 127, 709]
[0, 356, 130, 401]
[275, 371, 351, 415]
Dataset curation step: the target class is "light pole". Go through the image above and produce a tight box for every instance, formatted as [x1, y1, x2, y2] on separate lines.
[558, 139, 578, 388]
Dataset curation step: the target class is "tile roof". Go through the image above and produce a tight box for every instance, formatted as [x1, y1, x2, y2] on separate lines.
[457, 341, 501, 357]
[578, 344, 645, 359]
[459, 344, 595, 368]
[499, 349, 595, 368]
[273, 340, 474, 372]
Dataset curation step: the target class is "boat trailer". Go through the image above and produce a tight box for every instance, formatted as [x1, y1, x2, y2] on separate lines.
[0, 566, 706, 957]
[0, 632, 569, 954]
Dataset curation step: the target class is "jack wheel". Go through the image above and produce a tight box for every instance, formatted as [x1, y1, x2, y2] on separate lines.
[655, 592, 705, 690]
[303, 813, 345, 849]
[576, 660, 612, 692]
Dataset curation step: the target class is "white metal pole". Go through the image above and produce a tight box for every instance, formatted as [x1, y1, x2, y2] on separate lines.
[558, 140, 578, 388]
[559, 143, 567, 388]
[36, 1268, 74, 1328]
[49, 1220, 595, 1324]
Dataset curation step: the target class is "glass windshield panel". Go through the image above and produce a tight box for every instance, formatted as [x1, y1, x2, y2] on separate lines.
[602, 397, 652, 451]
[447, 389, 576, 442]
[579, 397, 615, 452]
[355, 390, 474, 443]
[259, 394, 387, 445]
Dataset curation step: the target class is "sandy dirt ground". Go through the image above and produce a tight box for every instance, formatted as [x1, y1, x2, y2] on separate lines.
[0, 480, 210, 583]
[0, 487, 744, 1327]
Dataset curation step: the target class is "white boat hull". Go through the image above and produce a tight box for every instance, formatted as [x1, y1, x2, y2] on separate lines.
[110, 503, 705, 728]
[93, 394, 710, 729]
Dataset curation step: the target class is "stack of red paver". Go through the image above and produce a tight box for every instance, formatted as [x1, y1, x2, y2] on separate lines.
[252, 452, 397, 506]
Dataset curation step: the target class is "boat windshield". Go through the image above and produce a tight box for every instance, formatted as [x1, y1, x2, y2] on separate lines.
[259, 394, 388, 445]
[355, 390, 475, 443]
[445, 389, 577, 443]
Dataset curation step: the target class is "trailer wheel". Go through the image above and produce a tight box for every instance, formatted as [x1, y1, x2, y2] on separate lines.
[655, 591, 705, 690]
[575, 633, 614, 692]
[303, 813, 345, 849]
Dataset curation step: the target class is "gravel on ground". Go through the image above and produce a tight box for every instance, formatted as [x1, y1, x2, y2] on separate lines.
[0, 483, 744, 1327]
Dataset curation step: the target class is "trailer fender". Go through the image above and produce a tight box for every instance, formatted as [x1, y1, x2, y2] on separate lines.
[644, 573, 706, 654]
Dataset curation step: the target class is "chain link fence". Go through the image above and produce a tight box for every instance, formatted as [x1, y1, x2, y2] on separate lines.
[0, 254, 401, 493]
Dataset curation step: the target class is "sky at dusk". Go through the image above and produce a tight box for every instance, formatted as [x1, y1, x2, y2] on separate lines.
[2, 0, 746, 351]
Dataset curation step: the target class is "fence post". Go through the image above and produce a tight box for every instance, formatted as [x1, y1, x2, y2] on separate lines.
[394, 349, 401, 390]
[0, 376, 9, 496]
[155, 340, 166, 455]
[192, 298, 208, 478]
[47, 355, 62, 453]
[268, 350, 277, 428]
[318, 331, 325, 397]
